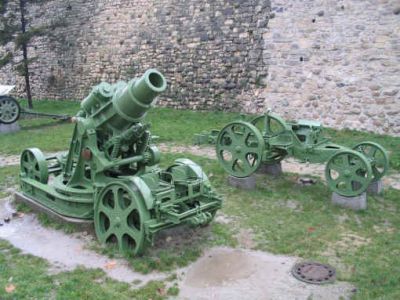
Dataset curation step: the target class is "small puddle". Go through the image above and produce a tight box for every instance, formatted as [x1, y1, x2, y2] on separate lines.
[185, 249, 256, 287]
[180, 247, 354, 300]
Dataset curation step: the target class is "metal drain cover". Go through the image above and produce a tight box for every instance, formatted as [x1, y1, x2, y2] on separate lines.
[291, 261, 336, 284]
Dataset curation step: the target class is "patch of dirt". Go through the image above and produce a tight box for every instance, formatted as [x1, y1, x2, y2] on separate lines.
[320, 231, 371, 280]
[335, 233, 371, 250]
[236, 228, 256, 249]
[179, 247, 354, 300]
[158, 144, 216, 160]
[214, 212, 233, 225]
[275, 199, 303, 212]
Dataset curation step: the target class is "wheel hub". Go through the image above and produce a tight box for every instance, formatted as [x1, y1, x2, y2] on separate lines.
[114, 216, 121, 227]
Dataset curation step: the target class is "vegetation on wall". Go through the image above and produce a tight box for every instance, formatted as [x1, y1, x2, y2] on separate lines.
[0, 0, 56, 108]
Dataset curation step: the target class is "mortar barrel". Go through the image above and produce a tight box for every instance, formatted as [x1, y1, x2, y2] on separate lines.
[113, 69, 167, 123]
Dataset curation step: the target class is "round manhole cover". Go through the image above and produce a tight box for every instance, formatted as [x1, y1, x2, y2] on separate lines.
[291, 261, 336, 284]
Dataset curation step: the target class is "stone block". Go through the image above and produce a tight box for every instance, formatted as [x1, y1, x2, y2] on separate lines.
[331, 192, 367, 211]
[0, 122, 20, 134]
[256, 162, 282, 176]
[227, 175, 256, 190]
[367, 180, 383, 195]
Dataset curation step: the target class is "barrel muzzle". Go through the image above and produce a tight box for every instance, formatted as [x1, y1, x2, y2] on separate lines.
[113, 69, 167, 123]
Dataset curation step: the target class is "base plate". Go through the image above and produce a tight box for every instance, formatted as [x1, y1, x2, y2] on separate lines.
[14, 192, 93, 231]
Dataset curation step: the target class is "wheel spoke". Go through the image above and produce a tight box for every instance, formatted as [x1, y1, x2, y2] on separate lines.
[112, 186, 122, 211]
[99, 205, 114, 217]
[353, 174, 368, 186]
[218, 143, 236, 153]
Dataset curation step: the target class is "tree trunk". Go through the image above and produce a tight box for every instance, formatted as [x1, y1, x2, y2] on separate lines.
[19, 0, 33, 109]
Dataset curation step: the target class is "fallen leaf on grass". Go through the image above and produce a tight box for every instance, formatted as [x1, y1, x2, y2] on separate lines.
[105, 260, 117, 270]
[5, 284, 15, 293]
[157, 288, 166, 296]
[307, 227, 316, 233]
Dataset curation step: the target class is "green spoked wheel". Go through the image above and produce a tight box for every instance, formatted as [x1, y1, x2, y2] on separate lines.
[216, 121, 265, 178]
[94, 181, 150, 256]
[251, 114, 287, 137]
[251, 114, 288, 163]
[20, 148, 49, 183]
[353, 142, 389, 180]
[0, 96, 20, 124]
[325, 150, 373, 197]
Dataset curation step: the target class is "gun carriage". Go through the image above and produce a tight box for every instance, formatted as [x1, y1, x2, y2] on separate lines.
[195, 111, 389, 197]
[0, 85, 69, 124]
[18, 69, 222, 255]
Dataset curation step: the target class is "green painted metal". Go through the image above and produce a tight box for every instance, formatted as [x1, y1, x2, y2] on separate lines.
[19, 69, 222, 255]
[0, 96, 20, 124]
[216, 121, 264, 178]
[197, 111, 389, 197]
[0, 95, 69, 125]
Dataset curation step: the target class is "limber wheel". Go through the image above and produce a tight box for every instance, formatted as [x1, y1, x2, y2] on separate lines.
[216, 121, 265, 178]
[94, 181, 150, 256]
[20, 148, 48, 183]
[0, 96, 20, 124]
[251, 114, 288, 163]
[251, 114, 287, 137]
[353, 142, 389, 180]
[325, 150, 373, 197]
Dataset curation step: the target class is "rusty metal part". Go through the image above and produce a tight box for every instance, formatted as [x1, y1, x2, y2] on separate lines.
[291, 261, 336, 284]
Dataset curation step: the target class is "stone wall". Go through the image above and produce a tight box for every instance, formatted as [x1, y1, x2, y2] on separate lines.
[1, 0, 400, 135]
[0, 0, 270, 111]
[262, 0, 400, 135]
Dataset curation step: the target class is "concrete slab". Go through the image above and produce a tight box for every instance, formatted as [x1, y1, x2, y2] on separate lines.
[367, 180, 383, 195]
[0, 122, 20, 134]
[331, 192, 367, 211]
[256, 162, 282, 176]
[227, 175, 256, 190]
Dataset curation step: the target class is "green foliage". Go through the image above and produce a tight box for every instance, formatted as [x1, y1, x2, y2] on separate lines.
[14, 26, 47, 49]
[14, 57, 37, 76]
[167, 285, 180, 296]
[0, 51, 12, 67]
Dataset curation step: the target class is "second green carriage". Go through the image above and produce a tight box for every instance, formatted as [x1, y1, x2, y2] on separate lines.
[195, 111, 389, 197]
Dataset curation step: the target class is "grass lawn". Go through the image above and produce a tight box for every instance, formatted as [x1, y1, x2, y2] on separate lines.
[0, 99, 399, 299]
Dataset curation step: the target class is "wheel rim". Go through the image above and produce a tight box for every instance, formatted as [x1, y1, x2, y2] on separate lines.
[20, 148, 48, 183]
[216, 121, 265, 178]
[353, 142, 389, 180]
[325, 150, 372, 197]
[0, 97, 20, 124]
[251, 115, 287, 163]
[94, 181, 149, 255]
[251, 114, 287, 137]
